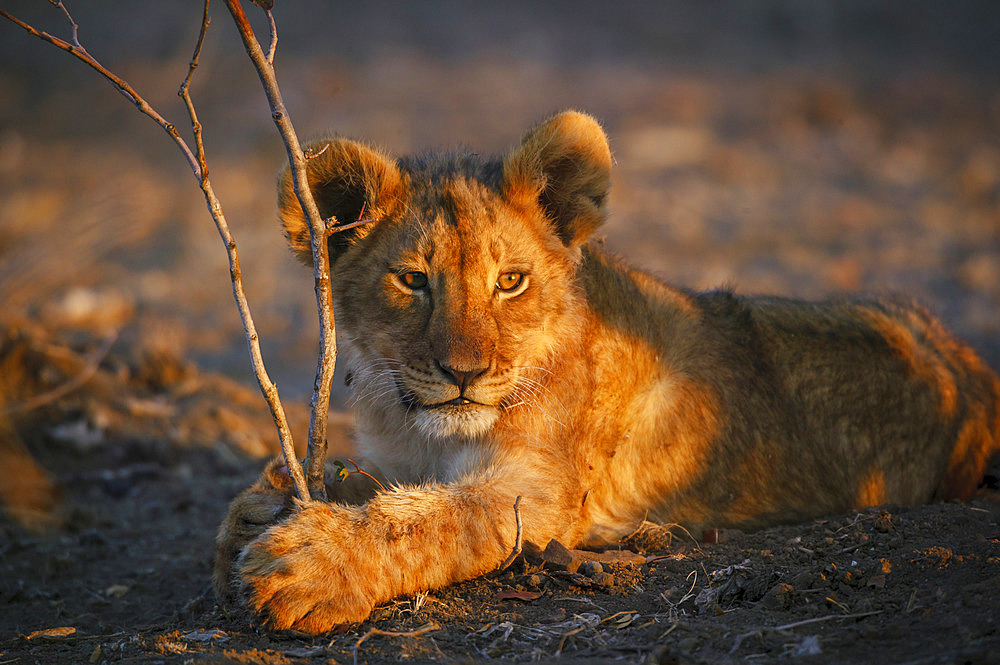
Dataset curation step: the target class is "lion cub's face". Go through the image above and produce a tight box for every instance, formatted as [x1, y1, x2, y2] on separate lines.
[337, 175, 580, 439]
[279, 112, 613, 440]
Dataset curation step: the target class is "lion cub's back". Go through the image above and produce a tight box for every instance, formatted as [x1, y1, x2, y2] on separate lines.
[743, 293, 1000, 505]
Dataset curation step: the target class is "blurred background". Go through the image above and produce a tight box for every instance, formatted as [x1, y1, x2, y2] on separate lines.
[1, 0, 998, 412]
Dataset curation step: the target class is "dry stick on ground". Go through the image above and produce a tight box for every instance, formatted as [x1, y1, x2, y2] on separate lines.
[0, 1, 311, 501]
[498, 496, 524, 570]
[729, 610, 884, 653]
[224, 0, 341, 501]
[351, 622, 441, 665]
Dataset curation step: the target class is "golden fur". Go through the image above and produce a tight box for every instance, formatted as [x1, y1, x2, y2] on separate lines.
[215, 111, 1000, 633]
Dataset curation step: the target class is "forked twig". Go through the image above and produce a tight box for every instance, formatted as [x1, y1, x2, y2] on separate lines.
[48, 0, 79, 47]
[177, 1, 211, 181]
[0, 1, 311, 500]
[328, 218, 379, 235]
[224, 0, 336, 502]
[0, 6, 199, 179]
[328, 201, 379, 235]
[335, 458, 388, 493]
[178, 0, 309, 500]
[556, 625, 586, 656]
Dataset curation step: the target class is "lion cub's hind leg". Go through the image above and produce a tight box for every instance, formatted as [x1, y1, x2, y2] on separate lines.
[213, 458, 297, 605]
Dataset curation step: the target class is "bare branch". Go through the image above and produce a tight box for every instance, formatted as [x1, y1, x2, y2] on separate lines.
[48, 0, 80, 49]
[1, 3, 311, 501]
[327, 201, 378, 237]
[176, 1, 309, 502]
[224, 0, 336, 501]
[0, 7, 200, 179]
[178, 0, 212, 182]
[304, 143, 329, 160]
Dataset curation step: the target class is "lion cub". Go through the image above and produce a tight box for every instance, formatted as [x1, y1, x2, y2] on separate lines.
[215, 111, 1000, 633]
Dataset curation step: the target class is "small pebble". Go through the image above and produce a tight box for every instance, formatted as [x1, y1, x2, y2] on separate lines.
[761, 582, 795, 610]
[591, 571, 615, 588]
[678, 636, 699, 653]
[791, 570, 814, 589]
[579, 560, 604, 577]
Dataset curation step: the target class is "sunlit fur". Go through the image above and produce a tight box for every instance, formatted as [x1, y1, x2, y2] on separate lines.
[214, 111, 1000, 633]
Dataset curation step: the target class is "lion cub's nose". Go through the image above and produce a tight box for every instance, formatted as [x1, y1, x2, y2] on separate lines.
[435, 360, 488, 392]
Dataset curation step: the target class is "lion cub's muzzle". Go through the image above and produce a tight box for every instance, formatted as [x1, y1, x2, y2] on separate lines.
[394, 359, 511, 439]
[401, 359, 500, 409]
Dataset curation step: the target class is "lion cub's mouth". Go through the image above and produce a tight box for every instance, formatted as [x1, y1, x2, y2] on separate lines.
[398, 387, 486, 410]
[418, 395, 491, 411]
[432, 397, 479, 408]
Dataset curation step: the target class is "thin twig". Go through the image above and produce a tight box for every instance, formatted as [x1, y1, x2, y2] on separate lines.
[327, 200, 379, 234]
[499, 496, 523, 570]
[1, 2, 310, 501]
[729, 610, 883, 653]
[773, 610, 882, 632]
[304, 143, 329, 160]
[225, 0, 336, 501]
[598, 610, 638, 625]
[352, 622, 440, 665]
[48, 0, 79, 47]
[339, 458, 387, 492]
[178, 0, 212, 182]
[328, 217, 379, 235]
[0, 6, 199, 178]
[825, 595, 850, 613]
[658, 622, 679, 641]
[555, 626, 585, 656]
[178, 0, 308, 501]
[264, 9, 277, 65]
[2, 330, 118, 416]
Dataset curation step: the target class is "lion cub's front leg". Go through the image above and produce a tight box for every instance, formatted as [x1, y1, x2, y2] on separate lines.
[213, 456, 383, 606]
[236, 470, 557, 633]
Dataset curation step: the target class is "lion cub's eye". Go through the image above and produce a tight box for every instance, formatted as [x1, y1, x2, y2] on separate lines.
[398, 271, 428, 290]
[496, 272, 526, 294]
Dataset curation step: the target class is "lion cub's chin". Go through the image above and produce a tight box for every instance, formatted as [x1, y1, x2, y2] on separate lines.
[413, 403, 500, 439]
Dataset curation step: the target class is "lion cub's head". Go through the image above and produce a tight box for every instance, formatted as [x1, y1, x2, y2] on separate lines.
[279, 111, 611, 440]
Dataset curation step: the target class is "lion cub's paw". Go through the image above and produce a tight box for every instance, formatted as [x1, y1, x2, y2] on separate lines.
[213, 457, 297, 604]
[238, 501, 375, 633]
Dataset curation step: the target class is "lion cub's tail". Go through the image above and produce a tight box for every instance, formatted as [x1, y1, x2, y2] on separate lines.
[939, 368, 1000, 500]
[933, 331, 1000, 500]
[862, 297, 1000, 501]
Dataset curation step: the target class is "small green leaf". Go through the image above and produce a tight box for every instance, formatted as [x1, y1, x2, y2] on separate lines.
[333, 460, 349, 483]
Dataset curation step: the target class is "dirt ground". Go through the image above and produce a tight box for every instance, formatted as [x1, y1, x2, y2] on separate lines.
[2, 2, 1000, 664]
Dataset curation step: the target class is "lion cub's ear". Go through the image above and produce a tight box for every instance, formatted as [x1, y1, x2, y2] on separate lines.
[502, 111, 612, 248]
[278, 139, 405, 264]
